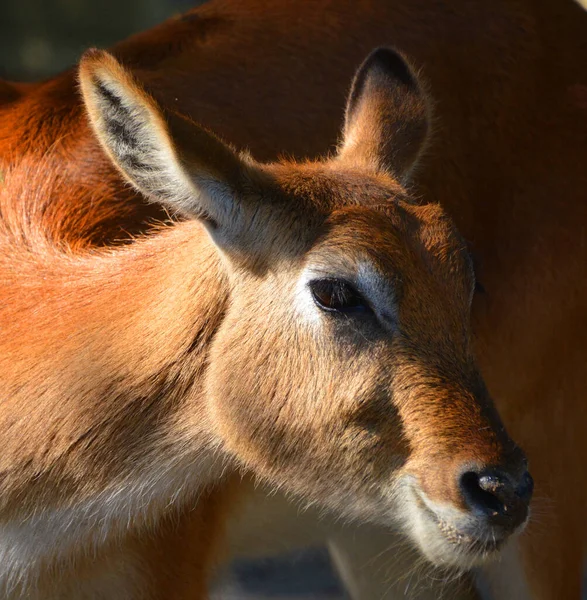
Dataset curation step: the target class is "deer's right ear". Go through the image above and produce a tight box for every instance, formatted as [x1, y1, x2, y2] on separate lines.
[79, 49, 260, 244]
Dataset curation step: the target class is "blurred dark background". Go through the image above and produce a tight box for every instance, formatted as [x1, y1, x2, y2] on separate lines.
[0, 0, 206, 80]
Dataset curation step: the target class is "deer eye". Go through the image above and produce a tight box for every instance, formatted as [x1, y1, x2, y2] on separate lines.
[309, 278, 370, 314]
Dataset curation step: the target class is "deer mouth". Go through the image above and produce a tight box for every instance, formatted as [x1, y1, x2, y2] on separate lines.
[407, 486, 507, 567]
[424, 505, 504, 555]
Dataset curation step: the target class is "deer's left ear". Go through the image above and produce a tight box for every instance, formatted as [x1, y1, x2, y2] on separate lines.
[338, 48, 429, 183]
[79, 49, 262, 247]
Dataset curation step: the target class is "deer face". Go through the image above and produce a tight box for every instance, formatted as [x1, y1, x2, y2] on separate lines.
[80, 48, 532, 569]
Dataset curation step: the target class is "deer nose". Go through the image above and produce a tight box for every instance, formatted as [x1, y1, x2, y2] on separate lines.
[459, 467, 533, 530]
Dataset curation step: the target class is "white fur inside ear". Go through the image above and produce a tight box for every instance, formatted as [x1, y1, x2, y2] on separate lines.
[85, 70, 238, 227]
[89, 75, 197, 214]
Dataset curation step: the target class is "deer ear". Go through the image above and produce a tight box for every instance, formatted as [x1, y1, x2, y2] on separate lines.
[338, 48, 429, 182]
[79, 49, 260, 244]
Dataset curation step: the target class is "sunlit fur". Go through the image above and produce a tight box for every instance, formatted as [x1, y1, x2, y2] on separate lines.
[2, 2, 586, 596]
[0, 47, 532, 598]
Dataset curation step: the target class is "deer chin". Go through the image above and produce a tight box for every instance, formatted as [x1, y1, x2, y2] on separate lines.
[399, 479, 523, 570]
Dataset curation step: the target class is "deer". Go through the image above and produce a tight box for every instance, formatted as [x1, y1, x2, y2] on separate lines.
[0, 46, 533, 599]
[1, 1, 586, 598]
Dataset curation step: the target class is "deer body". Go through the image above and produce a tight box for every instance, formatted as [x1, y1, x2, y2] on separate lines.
[1, 1, 586, 597]
[0, 49, 532, 598]
[0, 215, 227, 595]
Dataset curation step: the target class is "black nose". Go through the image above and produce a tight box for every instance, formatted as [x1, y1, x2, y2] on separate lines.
[459, 468, 533, 530]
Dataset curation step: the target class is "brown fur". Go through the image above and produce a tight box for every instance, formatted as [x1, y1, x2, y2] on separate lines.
[0, 48, 529, 598]
[1, 1, 586, 597]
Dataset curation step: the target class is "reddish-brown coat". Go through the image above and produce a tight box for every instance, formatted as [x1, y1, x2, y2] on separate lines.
[1, 1, 586, 597]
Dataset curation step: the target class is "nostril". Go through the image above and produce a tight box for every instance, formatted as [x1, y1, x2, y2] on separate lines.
[459, 468, 532, 529]
[460, 471, 505, 516]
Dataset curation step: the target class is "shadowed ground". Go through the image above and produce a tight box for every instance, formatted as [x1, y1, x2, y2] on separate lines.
[212, 548, 349, 600]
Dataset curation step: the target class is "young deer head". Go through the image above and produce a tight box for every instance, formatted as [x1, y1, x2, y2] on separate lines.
[79, 48, 532, 569]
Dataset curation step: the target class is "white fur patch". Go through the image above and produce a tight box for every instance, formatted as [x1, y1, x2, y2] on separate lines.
[0, 453, 220, 599]
[294, 268, 324, 326]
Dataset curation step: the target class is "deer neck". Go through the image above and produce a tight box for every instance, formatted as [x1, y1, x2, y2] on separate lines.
[0, 220, 232, 556]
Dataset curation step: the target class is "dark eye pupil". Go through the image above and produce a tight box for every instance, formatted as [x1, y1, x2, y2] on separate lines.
[310, 279, 368, 313]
